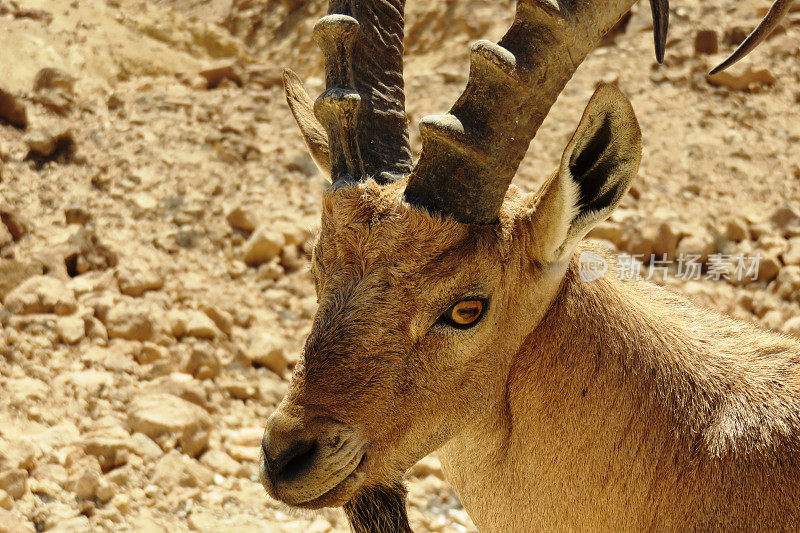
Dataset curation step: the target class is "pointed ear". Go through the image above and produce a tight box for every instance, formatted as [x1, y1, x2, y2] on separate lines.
[527, 84, 642, 263]
[284, 69, 331, 176]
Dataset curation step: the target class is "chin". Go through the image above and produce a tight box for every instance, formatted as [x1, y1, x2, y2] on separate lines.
[260, 447, 370, 510]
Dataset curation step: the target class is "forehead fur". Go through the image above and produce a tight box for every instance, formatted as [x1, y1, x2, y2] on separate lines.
[316, 179, 526, 274]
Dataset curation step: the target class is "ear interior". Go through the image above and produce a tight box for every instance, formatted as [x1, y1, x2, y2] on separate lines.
[283, 69, 332, 176]
[529, 84, 642, 263]
[560, 84, 641, 240]
[569, 113, 620, 214]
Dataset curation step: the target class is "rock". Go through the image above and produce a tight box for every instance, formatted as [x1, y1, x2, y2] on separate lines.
[95, 480, 114, 503]
[257, 259, 284, 281]
[166, 310, 221, 339]
[0, 86, 27, 128]
[184, 345, 221, 380]
[219, 378, 257, 400]
[103, 463, 138, 491]
[770, 204, 800, 236]
[409, 455, 445, 480]
[224, 427, 263, 448]
[64, 204, 92, 225]
[58, 370, 114, 396]
[652, 221, 683, 260]
[127, 393, 210, 457]
[243, 331, 289, 375]
[761, 310, 784, 332]
[707, 67, 777, 91]
[129, 433, 163, 462]
[243, 227, 285, 266]
[0, 469, 27, 499]
[0, 439, 35, 471]
[107, 93, 125, 111]
[199, 63, 244, 89]
[0, 509, 34, 532]
[784, 238, 800, 266]
[68, 460, 103, 499]
[202, 306, 233, 336]
[62, 228, 118, 276]
[68, 270, 116, 296]
[280, 245, 306, 272]
[676, 229, 714, 264]
[226, 206, 258, 233]
[724, 216, 750, 242]
[136, 342, 168, 365]
[200, 450, 242, 477]
[785, 316, 800, 338]
[57, 315, 85, 344]
[0, 223, 11, 249]
[775, 266, 800, 302]
[246, 65, 284, 89]
[115, 261, 164, 297]
[0, 260, 43, 300]
[724, 26, 750, 46]
[33, 68, 76, 93]
[104, 301, 155, 341]
[587, 222, 624, 248]
[143, 374, 207, 407]
[152, 451, 214, 488]
[3, 276, 77, 315]
[85, 317, 109, 343]
[0, 205, 30, 242]
[132, 192, 158, 212]
[184, 311, 221, 339]
[24, 127, 76, 159]
[225, 444, 259, 464]
[82, 431, 131, 472]
[757, 253, 782, 283]
[694, 29, 719, 55]
[0, 489, 11, 510]
[758, 235, 788, 256]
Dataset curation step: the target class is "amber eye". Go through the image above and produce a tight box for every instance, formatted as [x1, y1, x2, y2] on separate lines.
[441, 299, 485, 329]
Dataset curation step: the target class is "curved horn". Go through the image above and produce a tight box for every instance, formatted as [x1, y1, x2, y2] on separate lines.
[312, 0, 411, 187]
[710, 0, 794, 75]
[404, 0, 642, 225]
[404, 0, 791, 225]
[650, 0, 670, 64]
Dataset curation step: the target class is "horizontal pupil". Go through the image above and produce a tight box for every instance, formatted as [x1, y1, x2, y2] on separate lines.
[454, 302, 481, 323]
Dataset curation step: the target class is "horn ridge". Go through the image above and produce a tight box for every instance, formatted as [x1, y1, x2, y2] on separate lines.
[313, 1, 411, 186]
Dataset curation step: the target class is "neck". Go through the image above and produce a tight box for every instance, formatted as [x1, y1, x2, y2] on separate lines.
[439, 257, 800, 530]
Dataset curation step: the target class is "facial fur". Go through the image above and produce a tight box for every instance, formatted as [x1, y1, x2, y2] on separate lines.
[265, 177, 563, 507]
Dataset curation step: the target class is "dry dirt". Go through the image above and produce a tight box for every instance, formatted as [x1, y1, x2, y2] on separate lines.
[0, 0, 799, 531]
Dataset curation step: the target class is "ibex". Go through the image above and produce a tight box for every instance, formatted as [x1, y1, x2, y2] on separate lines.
[260, 0, 800, 530]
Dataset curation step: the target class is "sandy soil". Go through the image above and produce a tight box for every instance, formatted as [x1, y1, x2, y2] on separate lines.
[0, 0, 798, 531]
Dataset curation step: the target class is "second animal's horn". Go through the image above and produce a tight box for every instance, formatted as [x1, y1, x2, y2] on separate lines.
[312, 1, 411, 187]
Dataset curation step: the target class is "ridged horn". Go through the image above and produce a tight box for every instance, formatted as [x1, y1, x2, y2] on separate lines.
[404, 0, 791, 225]
[404, 0, 641, 225]
[312, 1, 411, 187]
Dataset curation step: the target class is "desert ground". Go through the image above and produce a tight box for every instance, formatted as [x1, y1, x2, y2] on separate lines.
[0, 0, 799, 531]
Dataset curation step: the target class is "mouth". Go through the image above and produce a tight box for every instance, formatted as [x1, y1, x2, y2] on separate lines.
[261, 445, 370, 509]
[292, 451, 369, 509]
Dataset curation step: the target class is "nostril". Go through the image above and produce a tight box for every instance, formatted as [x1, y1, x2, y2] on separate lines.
[274, 440, 318, 482]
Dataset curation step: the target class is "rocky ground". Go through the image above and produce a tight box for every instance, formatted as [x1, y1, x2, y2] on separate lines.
[0, 0, 798, 531]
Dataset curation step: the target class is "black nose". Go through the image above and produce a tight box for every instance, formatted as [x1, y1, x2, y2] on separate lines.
[263, 435, 319, 483]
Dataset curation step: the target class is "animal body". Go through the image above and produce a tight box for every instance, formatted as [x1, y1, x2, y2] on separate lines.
[260, 0, 800, 530]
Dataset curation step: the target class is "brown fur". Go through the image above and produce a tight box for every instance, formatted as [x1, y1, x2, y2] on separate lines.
[267, 177, 800, 530]
[263, 84, 800, 530]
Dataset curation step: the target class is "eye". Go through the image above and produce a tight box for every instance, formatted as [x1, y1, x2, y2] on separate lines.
[439, 299, 486, 329]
